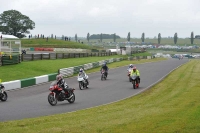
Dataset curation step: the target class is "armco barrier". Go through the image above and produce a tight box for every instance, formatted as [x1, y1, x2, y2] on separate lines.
[35, 75, 48, 84]
[21, 78, 36, 88]
[3, 80, 21, 91]
[48, 73, 57, 81]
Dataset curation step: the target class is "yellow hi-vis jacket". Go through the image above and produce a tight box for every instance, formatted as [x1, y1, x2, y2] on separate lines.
[130, 69, 140, 76]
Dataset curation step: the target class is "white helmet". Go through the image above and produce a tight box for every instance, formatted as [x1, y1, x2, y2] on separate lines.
[56, 74, 63, 81]
[129, 64, 133, 68]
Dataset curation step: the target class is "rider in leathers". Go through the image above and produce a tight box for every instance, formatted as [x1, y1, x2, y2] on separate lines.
[100, 62, 109, 77]
[56, 74, 69, 93]
[78, 68, 89, 87]
[130, 66, 140, 83]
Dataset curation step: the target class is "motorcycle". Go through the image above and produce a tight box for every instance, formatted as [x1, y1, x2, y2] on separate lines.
[101, 69, 107, 81]
[131, 74, 140, 89]
[48, 81, 75, 106]
[77, 74, 89, 90]
[0, 84, 7, 101]
[127, 68, 132, 82]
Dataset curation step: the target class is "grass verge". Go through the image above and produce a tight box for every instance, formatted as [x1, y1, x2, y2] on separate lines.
[0, 59, 199, 133]
[3, 58, 198, 131]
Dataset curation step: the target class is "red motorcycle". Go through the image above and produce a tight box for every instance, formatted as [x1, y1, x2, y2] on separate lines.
[48, 81, 75, 106]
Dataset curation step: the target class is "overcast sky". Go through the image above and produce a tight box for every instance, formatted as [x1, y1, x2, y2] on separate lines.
[0, 0, 200, 38]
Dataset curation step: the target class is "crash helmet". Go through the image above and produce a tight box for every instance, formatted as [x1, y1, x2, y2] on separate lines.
[79, 68, 83, 72]
[56, 74, 63, 81]
[129, 64, 133, 68]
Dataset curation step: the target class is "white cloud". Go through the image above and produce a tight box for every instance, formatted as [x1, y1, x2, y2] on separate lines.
[0, 0, 200, 38]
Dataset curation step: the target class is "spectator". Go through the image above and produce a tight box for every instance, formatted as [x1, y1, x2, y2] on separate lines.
[0, 35, 2, 39]
[46, 37, 48, 42]
[38, 34, 39, 38]
[28, 35, 30, 39]
[65, 37, 66, 41]
[55, 35, 56, 39]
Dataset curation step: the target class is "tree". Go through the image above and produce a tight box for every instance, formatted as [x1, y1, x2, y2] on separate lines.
[100, 33, 103, 42]
[113, 33, 116, 42]
[75, 34, 77, 42]
[174, 33, 178, 44]
[0, 10, 35, 38]
[158, 33, 161, 44]
[191, 32, 194, 44]
[87, 33, 90, 42]
[127, 32, 130, 42]
[141, 32, 145, 42]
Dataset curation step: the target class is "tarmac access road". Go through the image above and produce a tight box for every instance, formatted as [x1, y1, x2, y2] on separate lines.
[0, 58, 188, 121]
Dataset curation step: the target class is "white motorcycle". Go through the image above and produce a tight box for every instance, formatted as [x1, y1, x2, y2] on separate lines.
[77, 74, 89, 90]
[127, 68, 132, 82]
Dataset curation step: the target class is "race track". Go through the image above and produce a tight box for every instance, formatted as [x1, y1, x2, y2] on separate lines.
[0, 58, 188, 121]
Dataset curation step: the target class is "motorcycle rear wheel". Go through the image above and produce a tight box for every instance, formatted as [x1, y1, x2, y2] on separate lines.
[0, 92, 7, 101]
[67, 92, 75, 103]
[48, 93, 57, 106]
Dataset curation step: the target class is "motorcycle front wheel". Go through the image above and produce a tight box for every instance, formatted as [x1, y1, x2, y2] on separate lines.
[132, 80, 136, 89]
[79, 81, 83, 90]
[67, 92, 75, 103]
[48, 93, 57, 106]
[101, 74, 105, 81]
[129, 77, 132, 82]
[0, 92, 7, 101]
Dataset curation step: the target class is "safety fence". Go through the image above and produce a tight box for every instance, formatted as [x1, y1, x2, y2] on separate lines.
[21, 52, 117, 61]
[0, 52, 117, 66]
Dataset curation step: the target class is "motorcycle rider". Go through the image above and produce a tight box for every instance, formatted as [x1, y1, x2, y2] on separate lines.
[56, 74, 69, 93]
[130, 66, 140, 83]
[78, 68, 89, 87]
[100, 62, 109, 77]
[127, 64, 134, 70]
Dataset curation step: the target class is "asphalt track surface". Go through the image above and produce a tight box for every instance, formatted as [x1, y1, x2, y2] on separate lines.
[0, 58, 188, 121]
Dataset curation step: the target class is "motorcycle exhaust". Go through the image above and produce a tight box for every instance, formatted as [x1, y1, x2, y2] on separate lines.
[66, 94, 73, 100]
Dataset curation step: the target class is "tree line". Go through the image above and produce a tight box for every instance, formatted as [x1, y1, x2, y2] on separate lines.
[0, 9, 196, 45]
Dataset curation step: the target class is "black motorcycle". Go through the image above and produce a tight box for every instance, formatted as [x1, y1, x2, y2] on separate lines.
[101, 69, 107, 81]
[0, 84, 7, 101]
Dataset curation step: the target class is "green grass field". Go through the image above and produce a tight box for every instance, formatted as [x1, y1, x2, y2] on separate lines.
[1, 59, 200, 133]
[21, 38, 99, 49]
[0, 55, 128, 82]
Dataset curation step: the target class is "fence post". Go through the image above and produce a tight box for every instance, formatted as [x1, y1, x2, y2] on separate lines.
[49, 53, 50, 59]
[32, 54, 34, 60]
